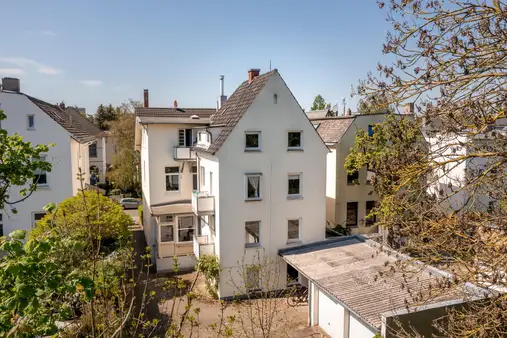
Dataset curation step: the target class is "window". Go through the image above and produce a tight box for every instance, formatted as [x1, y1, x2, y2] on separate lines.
[245, 174, 261, 200]
[287, 219, 300, 242]
[346, 202, 358, 226]
[160, 225, 174, 242]
[365, 201, 377, 225]
[347, 170, 359, 185]
[192, 165, 198, 191]
[0, 214, 3, 237]
[33, 155, 48, 186]
[245, 131, 260, 151]
[368, 125, 374, 137]
[288, 173, 301, 198]
[177, 216, 195, 242]
[246, 266, 261, 291]
[287, 264, 299, 285]
[288, 131, 302, 149]
[89, 143, 98, 158]
[160, 215, 174, 242]
[27, 115, 35, 130]
[245, 221, 260, 247]
[273, 93, 278, 104]
[200, 166, 206, 188]
[178, 129, 193, 147]
[313, 123, 320, 129]
[165, 167, 179, 191]
[33, 212, 46, 227]
[366, 165, 375, 185]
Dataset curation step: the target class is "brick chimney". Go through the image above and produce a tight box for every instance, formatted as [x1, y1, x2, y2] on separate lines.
[248, 69, 260, 83]
[143, 89, 149, 108]
[346, 108, 352, 116]
[59, 101, 65, 109]
[174, 100, 178, 108]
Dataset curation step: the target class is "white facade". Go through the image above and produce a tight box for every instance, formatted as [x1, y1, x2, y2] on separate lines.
[196, 71, 328, 298]
[0, 91, 90, 236]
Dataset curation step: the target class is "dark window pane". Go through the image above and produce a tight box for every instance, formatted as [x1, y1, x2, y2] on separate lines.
[165, 167, 179, 174]
[288, 132, 301, 148]
[160, 225, 173, 242]
[346, 202, 358, 226]
[288, 175, 300, 195]
[245, 221, 260, 245]
[288, 219, 299, 240]
[89, 143, 97, 157]
[34, 174, 47, 185]
[247, 176, 260, 199]
[368, 125, 374, 137]
[347, 171, 359, 185]
[246, 134, 259, 148]
[34, 213, 45, 221]
[193, 174, 198, 191]
[366, 201, 377, 225]
[165, 175, 179, 191]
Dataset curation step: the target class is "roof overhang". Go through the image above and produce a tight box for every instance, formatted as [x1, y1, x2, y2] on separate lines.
[150, 200, 193, 216]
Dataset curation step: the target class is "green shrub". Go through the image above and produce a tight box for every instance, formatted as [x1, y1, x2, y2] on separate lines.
[138, 204, 143, 225]
[196, 254, 221, 298]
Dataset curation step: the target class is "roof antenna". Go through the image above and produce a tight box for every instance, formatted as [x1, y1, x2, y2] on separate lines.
[269, 60, 272, 71]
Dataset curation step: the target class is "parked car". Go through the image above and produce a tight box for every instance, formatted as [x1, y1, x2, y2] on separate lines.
[119, 198, 140, 210]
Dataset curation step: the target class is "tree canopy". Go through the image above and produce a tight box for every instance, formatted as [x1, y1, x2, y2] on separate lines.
[94, 104, 118, 130]
[310, 94, 331, 111]
[347, 1, 507, 336]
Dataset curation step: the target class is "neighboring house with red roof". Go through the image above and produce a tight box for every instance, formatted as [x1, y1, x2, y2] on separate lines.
[0, 77, 99, 236]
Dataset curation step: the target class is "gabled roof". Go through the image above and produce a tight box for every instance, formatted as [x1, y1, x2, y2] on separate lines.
[65, 107, 103, 136]
[312, 117, 355, 144]
[25, 95, 99, 143]
[306, 109, 333, 120]
[201, 69, 277, 154]
[135, 107, 215, 118]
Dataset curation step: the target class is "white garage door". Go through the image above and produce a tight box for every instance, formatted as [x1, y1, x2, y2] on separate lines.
[318, 290, 344, 338]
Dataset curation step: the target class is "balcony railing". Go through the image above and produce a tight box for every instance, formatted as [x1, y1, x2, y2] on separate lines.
[192, 191, 215, 215]
[173, 146, 196, 161]
[193, 235, 215, 259]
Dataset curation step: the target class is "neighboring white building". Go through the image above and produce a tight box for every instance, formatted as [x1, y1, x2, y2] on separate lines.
[0, 77, 97, 236]
[134, 89, 215, 271]
[194, 69, 328, 298]
[280, 235, 486, 338]
[137, 69, 328, 298]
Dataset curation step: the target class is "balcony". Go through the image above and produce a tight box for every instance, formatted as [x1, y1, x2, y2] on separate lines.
[193, 235, 215, 259]
[173, 146, 196, 161]
[192, 191, 215, 215]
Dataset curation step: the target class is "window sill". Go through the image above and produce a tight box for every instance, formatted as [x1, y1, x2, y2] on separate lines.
[165, 190, 181, 193]
[27, 128, 36, 131]
[245, 243, 261, 249]
[36, 185, 50, 190]
[346, 224, 358, 228]
[245, 149, 261, 152]
[287, 195, 303, 200]
[286, 240, 302, 245]
[287, 148, 303, 152]
[245, 198, 262, 202]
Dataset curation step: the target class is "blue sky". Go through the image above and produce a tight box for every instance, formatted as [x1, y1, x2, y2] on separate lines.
[0, 1, 391, 114]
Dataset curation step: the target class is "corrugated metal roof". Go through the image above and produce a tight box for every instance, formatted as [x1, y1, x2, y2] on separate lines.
[279, 236, 474, 330]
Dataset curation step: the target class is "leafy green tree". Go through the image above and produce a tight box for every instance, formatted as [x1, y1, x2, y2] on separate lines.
[30, 190, 132, 244]
[107, 100, 141, 195]
[94, 104, 118, 130]
[310, 94, 331, 111]
[0, 109, 52, 212]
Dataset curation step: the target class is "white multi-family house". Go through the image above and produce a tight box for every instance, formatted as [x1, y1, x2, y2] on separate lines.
[194, 69, 328, 298]
[134, 89, 215, 271]
[0, 77, 97, 236]
[309, 110, 414, 236]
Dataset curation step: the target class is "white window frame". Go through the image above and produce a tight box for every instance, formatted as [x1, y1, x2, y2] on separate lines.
[165, 166, 180, 192]
[245, 220, 261, 248]
[159, 215, 175, 243]
[287, 131, 303, 150]
[200, 166, 206, 189]
[287, 218, 301, 243]
[32, 212, 46, 228]
[245, 173, 262, 201]
[34, 155, 49, 187]
[287, 173, 302, 199]
[27, 114, 35, 130]
[177, 215, 196, 242]
[245, 131, 261, 151]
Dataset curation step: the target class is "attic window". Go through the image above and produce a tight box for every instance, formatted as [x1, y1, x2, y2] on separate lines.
[313, 123, 320, 129]
[274, 94, 278, 104]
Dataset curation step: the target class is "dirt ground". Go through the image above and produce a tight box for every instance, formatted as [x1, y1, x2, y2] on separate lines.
[153, 271, 328, 337]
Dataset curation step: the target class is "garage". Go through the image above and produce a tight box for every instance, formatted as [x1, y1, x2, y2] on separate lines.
[317, 289, 344, 337]
[279, 235, 476, 338]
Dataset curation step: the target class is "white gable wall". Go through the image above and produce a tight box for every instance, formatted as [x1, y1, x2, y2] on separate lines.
[0, 92, 74, 235]
[215, 73, 327, 297]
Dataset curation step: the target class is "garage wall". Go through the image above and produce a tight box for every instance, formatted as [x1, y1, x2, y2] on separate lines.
[349, 313, 376, 338]
[318, 289, 345, 338]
